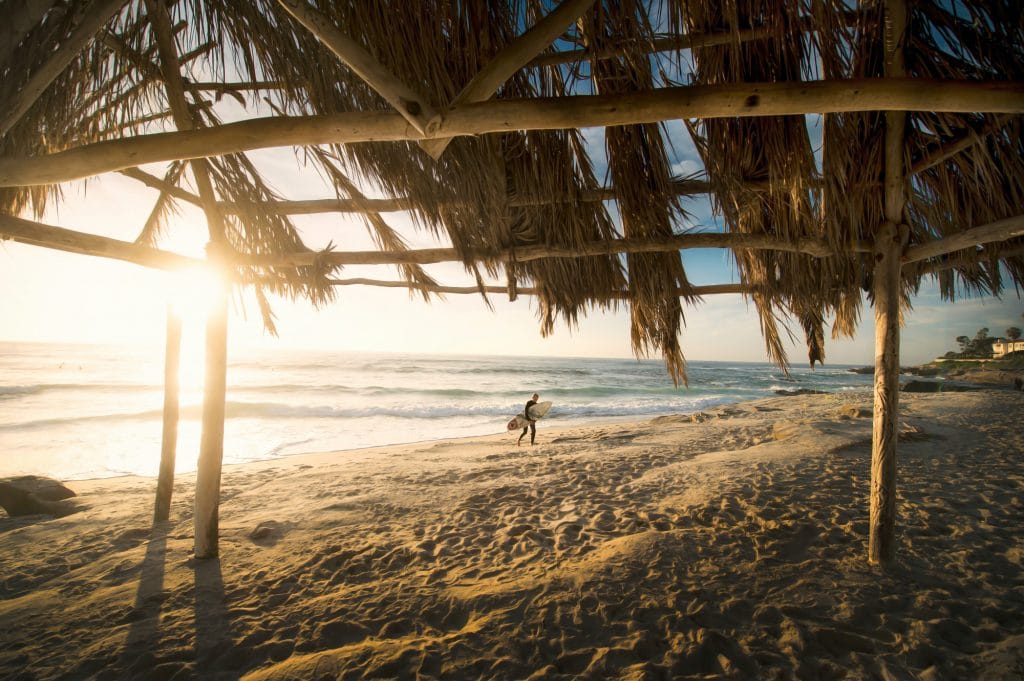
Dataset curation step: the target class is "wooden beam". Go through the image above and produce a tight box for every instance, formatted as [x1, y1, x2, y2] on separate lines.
[903, 214, 1024, 264]
[329, 277, 748, 298]
[218, 178, 716, 215]
[0, 213, 200, 269]
[237, 231, 858, 269]
[913, 243, 1024, 277]
[0, 0, 128, 138]
[3, 78, 1023, 188]
[420, 0, 596, 159]
[869, 0, 909, 567]
[276, 0, 439, 135]
[1, 212, 865, 275]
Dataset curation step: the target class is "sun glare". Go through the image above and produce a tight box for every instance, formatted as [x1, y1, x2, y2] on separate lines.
[165, 265, 227, 394]
[166, 265, 226, 323]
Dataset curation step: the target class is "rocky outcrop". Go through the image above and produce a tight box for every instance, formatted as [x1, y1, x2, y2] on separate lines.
[901, 380, 981, 393]
[0, 476, 77, 517]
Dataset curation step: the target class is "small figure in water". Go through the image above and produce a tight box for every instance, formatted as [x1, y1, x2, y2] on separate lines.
[518, 393, 540, 446]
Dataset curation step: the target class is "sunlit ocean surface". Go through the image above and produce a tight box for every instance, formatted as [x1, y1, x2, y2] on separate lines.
[0, 341, 874, 480]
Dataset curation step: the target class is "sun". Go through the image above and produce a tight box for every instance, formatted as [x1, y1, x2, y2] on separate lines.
[165, 264, 229, 394]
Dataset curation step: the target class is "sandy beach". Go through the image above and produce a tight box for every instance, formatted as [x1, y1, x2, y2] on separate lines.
[1, 389, 1023, 680]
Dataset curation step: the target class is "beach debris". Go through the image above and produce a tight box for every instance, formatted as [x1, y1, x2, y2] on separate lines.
[832, 406, 871, 420]
[0, 475, 77, 517]
[898, 422, 931, 442]
[249, 520, 285, 544]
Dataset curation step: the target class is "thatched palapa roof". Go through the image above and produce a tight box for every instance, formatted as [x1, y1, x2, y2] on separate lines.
[1, 0, 1022, 561]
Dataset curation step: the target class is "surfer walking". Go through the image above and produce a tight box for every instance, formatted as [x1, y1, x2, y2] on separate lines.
[518, 393, 540, 446]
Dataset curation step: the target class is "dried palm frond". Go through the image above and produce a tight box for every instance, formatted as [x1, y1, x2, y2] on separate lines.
[2, 0, 1023, 380]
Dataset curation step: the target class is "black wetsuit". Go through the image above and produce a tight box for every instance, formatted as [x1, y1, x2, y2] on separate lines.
[518, 399, 537, 445]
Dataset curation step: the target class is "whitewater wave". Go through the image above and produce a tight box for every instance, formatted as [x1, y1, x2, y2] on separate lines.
[0, 382, 157, 398]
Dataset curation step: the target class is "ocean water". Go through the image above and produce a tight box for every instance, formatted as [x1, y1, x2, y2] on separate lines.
[0, 341, 874, 480]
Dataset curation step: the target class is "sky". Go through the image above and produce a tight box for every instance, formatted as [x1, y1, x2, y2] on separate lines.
[1, 142, 1020, 371]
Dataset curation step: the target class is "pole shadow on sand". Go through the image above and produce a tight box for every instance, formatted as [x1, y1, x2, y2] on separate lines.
[193, 555, 235, 675]
[121, 522, 169, 673]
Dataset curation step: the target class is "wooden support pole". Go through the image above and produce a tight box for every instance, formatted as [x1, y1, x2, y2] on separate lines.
[195, 272, 227, 557]
[144, 0, 230, 559]
[869, 0, 909, 567]
[870, 220, 906, 565]
[4, 78, 1024, 188]
[154, 305, 181, 522]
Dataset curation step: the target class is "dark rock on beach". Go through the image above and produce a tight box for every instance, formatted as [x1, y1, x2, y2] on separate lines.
[901, 380, 982, 393]
[774, 388, 829, 396]
[847, 365, 940, 376]
[0, 476, 77, 517]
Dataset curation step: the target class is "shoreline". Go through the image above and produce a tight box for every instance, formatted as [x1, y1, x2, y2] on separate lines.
[2, 389, 1023, 679]
[23, 393, 783, 486]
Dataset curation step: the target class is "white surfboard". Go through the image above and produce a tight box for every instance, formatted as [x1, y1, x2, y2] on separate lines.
[507, 401, 552, 431]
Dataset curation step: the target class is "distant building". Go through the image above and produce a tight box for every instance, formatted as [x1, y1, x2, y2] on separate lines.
[992, 338, 1024, 358]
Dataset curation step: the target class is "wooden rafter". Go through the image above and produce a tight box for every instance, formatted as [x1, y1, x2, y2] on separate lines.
[120, 165, 718, 214]
[0, 213, 199, 269]
[327, 277, 747, 298]
[910, 114, 1017, 175]
[4, 78, 1023, 188]
[238, 232, 853, 268]
[0, 0, 128, 138]
[6, 209, 1020, 302]
[0, 212, 856, 268]
[276, 0, 439, 135]
[903, 214, 1024, 264]
[526, 10, 867, 69]
[914, 243, 1024, 277]
[419, 0, 596, 159]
